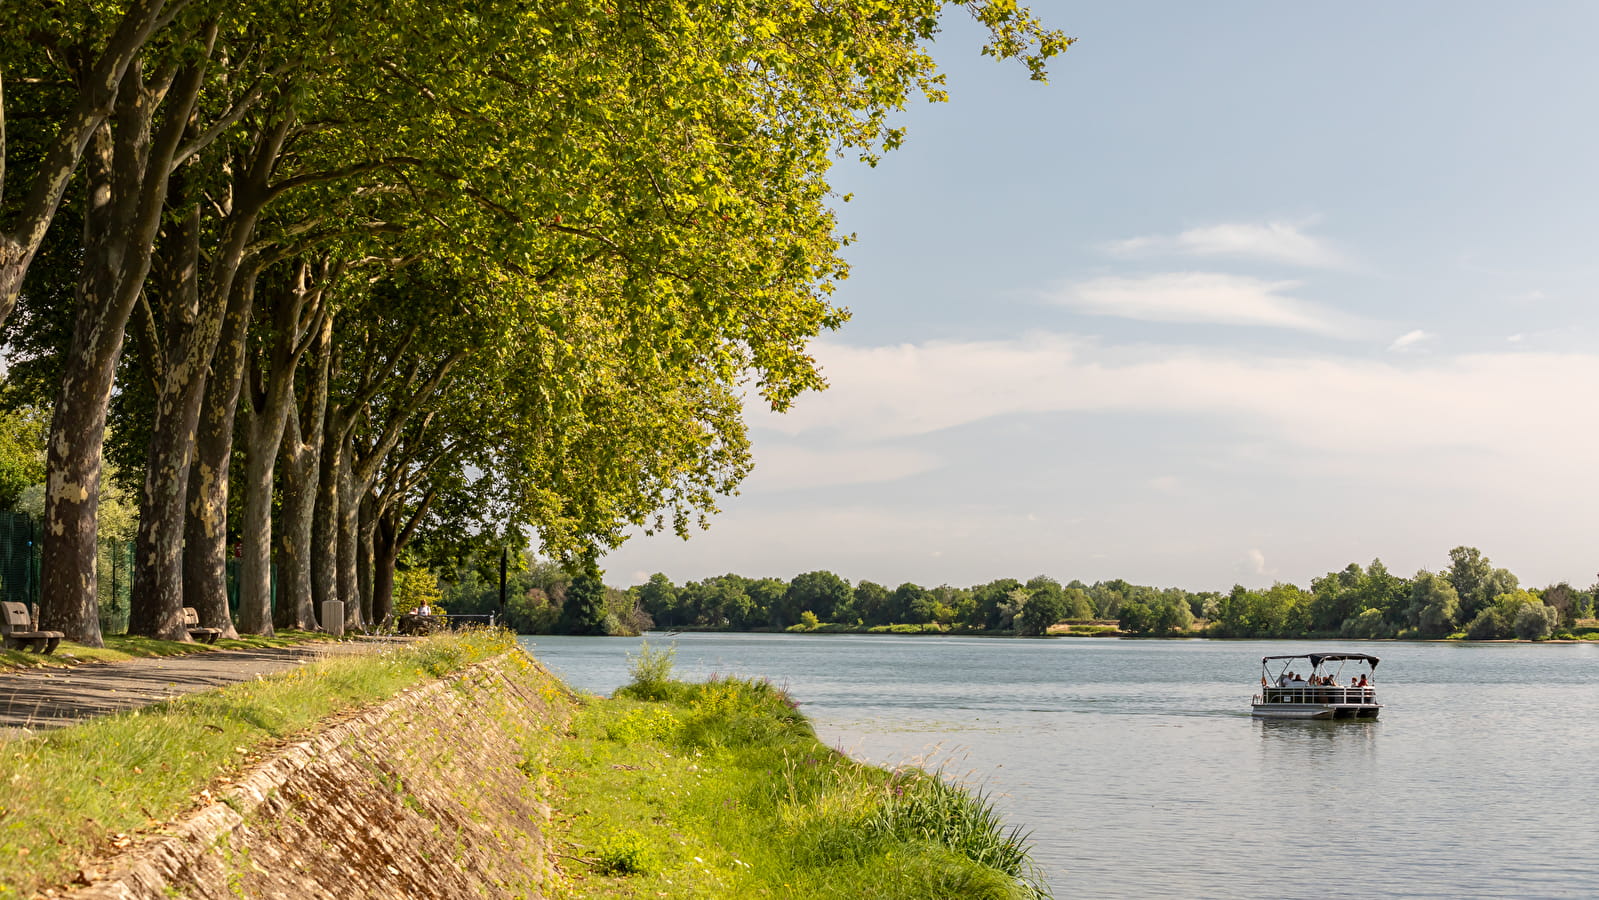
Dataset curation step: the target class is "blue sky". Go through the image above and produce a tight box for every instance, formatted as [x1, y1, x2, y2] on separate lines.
[603, 2, 1599, 591]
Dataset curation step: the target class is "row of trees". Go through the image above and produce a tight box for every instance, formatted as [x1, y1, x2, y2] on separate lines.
[625, 570, 1208, 636]
[0, 2, 1066, 644]
[466, 545, 1585, 641]
[1212, 547, 1592, 641]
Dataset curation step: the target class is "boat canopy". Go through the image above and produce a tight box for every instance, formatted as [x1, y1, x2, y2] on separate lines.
[1261, 653, 1379, 670]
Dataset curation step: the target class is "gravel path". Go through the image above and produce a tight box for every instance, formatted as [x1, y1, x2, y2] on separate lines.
[0, 639, 400, 738]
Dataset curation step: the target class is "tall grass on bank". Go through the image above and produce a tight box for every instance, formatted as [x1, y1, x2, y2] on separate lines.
[550, 647, 1051, 899]
[0, 629, 516, 900]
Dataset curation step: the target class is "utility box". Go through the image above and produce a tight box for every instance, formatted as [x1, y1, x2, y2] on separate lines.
[322, 600, 345, 637]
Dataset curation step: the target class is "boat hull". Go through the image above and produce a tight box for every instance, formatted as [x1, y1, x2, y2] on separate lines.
[1252, 702, 1380, 720]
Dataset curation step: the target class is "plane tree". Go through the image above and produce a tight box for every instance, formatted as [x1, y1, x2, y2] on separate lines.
[12, 0, 1067, 643]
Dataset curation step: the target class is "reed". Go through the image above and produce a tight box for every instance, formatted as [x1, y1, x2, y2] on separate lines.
[551, 665, 1053, 899]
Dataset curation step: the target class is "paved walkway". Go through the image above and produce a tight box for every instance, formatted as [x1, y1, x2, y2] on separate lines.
[0, 639, 401, 738]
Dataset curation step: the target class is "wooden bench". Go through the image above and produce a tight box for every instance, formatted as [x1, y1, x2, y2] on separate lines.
[183, 607, 225, 644]
[1, 601, 64, 654]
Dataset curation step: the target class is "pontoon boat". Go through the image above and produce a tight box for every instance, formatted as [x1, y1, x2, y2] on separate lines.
[1251, 653, 1380, 720]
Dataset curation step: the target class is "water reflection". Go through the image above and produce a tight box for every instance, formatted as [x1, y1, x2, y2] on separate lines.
[1255, 718, 1380, 742]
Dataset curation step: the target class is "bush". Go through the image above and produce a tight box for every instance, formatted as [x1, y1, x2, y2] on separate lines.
[1513, 603, 1558, 640]
[593, 829, 656, 875]
[1465, 608, 1507, 640]
[1340, 608, 1392, 640]
[614, 641, 679, 702]
[674, 677, 812, 750]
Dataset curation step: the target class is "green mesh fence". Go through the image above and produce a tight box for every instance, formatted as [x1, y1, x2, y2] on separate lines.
[98, 537, 133, 635]
[1, 510, 277, 634]
[224, 558, 276, 617]
[0, 510, 39, 609]
[0, 511, 135, 634]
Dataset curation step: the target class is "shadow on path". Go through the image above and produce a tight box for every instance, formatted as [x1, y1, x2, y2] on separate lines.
[0, 642, 385, 737]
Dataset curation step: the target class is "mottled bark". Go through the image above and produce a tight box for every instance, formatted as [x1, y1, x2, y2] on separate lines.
[357, 493, 375, 624]
[273, 314, 331, 631]
[372, 510, 398, 625]
[311, 418, 341, 627]
[335, 432, 361, 631]
[0, 0, 178, 327]
[275, 419, 319, 631]
[130, 83, 286, 640]
[130, 198, 205, 642]
[239, 267, 325, 634]
[180, 272, 255, 640]
[40, 52, 195, 645]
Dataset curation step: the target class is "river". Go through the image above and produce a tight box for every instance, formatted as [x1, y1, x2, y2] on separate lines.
[517, 632, 1599, 898]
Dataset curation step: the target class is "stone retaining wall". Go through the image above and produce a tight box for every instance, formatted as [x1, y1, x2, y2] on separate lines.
[68, 651, 574, 900]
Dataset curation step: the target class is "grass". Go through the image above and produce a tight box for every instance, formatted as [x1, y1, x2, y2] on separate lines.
[547, 651, 1051, 899]
[0, 630, 340, 671]
[0, 628, 516, 899]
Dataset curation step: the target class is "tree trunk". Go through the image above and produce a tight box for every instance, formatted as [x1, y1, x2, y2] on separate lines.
[236, 400, 280, 634]
[37, 125, 127, 647]
[311, 418, 341, 627]
[372, 509, 398, 625]
[239, 266, 323, 633]
[357, 492, 375, 624]
[38, 50, 212, 644]
[372, 487, 433, 625]
[179, 273, 253, 640]
[335, 432, 362, 631]
[275, 418, 320, 631]
[130, 198, 206, 642]
[272, 314, 331, 631]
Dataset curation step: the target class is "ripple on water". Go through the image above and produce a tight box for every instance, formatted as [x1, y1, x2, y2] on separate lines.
[523, 634, 1599, 899]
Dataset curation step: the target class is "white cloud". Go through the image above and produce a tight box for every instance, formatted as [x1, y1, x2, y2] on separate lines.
[758, 335, 1599, 484]
[743, 443, 941, 492]
[1240, 549, 1271, 578]
[1388, 329, 1434, 351]
[1053, 272, 1364, 336]
[1106, 221, 1349, 269]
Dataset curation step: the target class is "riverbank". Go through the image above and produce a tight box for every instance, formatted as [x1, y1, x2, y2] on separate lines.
[640, 621, 1599, 642]
[0, 630, 531, 899]
[550, 646, 1050, 899]
[1, 632, 1049, 900]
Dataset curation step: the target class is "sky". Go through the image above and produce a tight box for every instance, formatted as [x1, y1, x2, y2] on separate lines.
[602, 2, 1599, 592]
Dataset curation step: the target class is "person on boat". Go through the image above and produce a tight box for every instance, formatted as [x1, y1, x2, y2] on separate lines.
[1357, 674, 1369, 687]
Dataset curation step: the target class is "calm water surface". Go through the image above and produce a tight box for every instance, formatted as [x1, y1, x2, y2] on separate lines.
[518, 633, 1599, 898]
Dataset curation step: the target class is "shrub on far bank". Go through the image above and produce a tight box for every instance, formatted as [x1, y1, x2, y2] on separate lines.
[1514, 603, 1558, 640]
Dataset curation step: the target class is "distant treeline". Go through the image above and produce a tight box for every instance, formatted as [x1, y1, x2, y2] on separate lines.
[433, 546, 1597, 641]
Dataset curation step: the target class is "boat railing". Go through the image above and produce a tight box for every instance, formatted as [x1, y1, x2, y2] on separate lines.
[1258, 685, 1376, 705]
